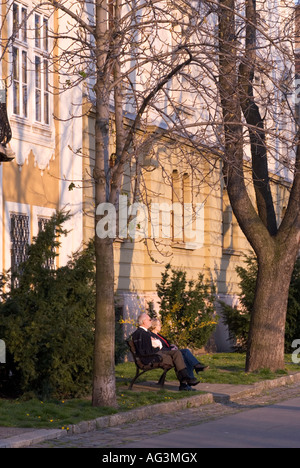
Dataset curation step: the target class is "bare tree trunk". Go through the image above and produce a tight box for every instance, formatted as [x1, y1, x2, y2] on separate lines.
[92, 0, 117, 407]
[246, 252, 295, 372]
[246, 135, 300, 371]
[93, 236, 117, 406]
[219, 0, 300, 372]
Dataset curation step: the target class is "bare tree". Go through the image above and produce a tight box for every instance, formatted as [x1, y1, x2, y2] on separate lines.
[216, 0, 299, 371]
[135, 0, 300, 371]
[74, 0, 299, 376]
[4, 0, 299, 407]
[19, 0, 194, 406]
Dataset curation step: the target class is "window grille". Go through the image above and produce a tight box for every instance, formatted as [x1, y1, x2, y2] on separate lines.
[10, 213, 29, 286]
[38, 217, 55, 269]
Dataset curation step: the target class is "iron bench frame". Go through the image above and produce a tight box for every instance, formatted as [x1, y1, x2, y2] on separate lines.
[126, 338, 173, 390]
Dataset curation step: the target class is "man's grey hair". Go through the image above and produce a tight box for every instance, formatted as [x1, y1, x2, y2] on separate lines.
[137, 312, 149, 326]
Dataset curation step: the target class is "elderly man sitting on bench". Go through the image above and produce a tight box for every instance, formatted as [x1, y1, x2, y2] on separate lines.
[131, 313, 199, 391]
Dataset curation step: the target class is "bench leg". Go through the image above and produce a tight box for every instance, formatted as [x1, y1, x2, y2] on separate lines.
[128, 368, 146, 390]
[129, 366, 172, 390]
[157, 368, 169, 387]
[128, 368, 140, 390]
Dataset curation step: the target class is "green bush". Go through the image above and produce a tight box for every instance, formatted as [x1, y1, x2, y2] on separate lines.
[286, 259, 300, 351]
[221, 255, 300, 353]
[0, 212, 95, 399]
[155, 264, 217, 349]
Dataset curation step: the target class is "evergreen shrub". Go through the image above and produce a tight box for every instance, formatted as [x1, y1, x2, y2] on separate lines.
[155, 263, 217, 350]
[0, 212, 95, 398]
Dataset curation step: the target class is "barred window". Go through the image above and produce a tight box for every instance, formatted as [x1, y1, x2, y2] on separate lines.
[38, 217, 55, 269]
[10, 213, 29, 286]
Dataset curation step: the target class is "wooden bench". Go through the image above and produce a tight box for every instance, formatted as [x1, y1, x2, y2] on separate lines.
[126, 337, 173, 390]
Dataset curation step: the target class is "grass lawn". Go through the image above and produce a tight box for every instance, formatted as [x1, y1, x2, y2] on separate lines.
[115, 352, 299, 386]
[0, 353, 299, 430]
[0, 391, 203, 430]
[189, 352, 299, 385]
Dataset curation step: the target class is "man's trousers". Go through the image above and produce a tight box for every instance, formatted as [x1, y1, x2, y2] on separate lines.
[157, 349, 186, 372]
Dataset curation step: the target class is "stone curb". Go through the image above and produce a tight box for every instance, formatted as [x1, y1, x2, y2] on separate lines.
[0, 429, 69, 448]
[1, 371, 300, 448]
[72, 392, 214, 434]
[212, 371, 300, 402]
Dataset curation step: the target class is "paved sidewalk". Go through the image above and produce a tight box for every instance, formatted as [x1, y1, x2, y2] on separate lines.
[1, 372, 300, 448]
[121, 393, 300, 448]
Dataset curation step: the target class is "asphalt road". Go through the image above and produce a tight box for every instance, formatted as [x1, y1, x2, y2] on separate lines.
[122, 396, 300, 448]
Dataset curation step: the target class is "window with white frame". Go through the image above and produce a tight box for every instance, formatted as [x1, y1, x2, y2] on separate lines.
[12, 2, 28, 118]
[12, 2, 50, 125]
[34, 12, 49, 124]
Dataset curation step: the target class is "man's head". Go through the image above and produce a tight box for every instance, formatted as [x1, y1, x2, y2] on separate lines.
[137, 313, 152, 330]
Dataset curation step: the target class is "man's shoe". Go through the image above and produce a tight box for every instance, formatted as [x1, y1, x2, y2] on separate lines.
[194, 364, 209, 374]
[178, 369, 199, 386]
[179, 383, 196, 391]
[186, 377, 199, 386]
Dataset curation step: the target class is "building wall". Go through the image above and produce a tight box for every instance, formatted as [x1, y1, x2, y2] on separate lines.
[0, 0, 295, 352]
[0, 1, 83, 275]
[82, 111, 267, 351]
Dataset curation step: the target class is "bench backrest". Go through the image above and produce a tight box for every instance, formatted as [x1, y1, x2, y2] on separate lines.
[126, 336, 163, 370]
[126, 337, 145, 369]
[127, 337, 137, 359]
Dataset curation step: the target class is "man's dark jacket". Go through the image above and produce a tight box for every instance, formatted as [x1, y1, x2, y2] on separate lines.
[131, 327, 162, 365]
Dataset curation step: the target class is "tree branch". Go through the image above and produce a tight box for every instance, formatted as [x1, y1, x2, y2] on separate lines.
[48, 0, 95, 36]
[218, 0, 273, 256]
[238, 0, 277, 236]
[109, 47, 194, 203]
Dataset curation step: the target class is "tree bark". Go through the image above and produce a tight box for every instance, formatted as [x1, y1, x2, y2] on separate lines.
[92, 0, 117, 407]
[92, 236, 117, 407]
[218, 0, 300, 372]
[246, 134, 300, 371]
[246, 252, 295, 372]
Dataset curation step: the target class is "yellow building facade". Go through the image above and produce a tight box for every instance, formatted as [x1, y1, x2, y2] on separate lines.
[0, 1, 83, 276]
[82, 107, 290, 350]
[0, 0, 293, 351]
